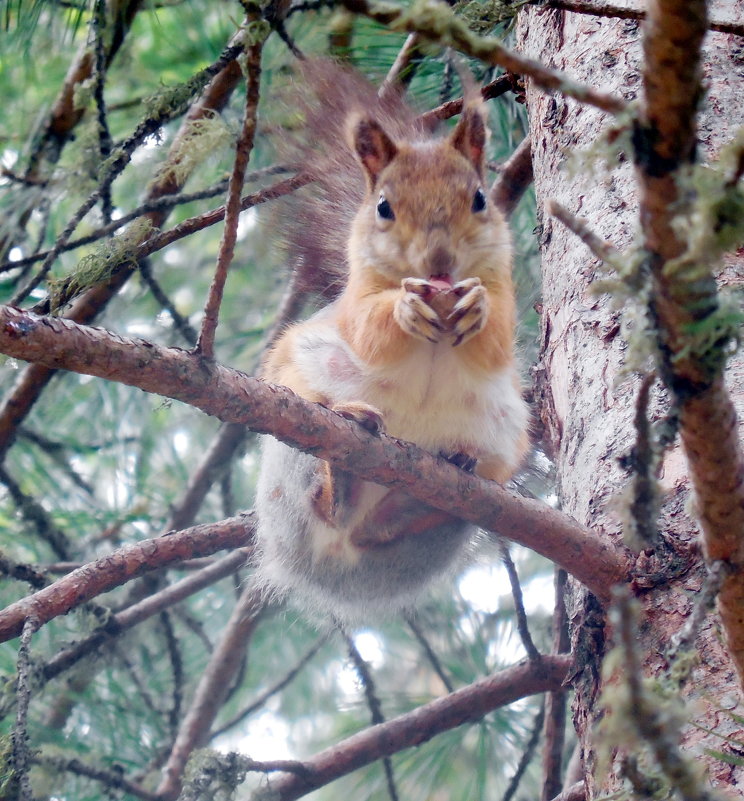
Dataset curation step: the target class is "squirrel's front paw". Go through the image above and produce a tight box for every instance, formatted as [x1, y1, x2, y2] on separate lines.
[394, 278, 445, 344]
[449, 278, 488, 346]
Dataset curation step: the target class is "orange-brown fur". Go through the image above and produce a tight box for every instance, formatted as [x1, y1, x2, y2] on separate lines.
[254, 66, 530, 620]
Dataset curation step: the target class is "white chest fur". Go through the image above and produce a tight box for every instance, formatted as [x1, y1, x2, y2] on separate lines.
[292, 318, 528, 471]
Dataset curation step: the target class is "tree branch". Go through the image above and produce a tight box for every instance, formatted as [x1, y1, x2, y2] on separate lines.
[635, 0, 744, 689]
[42, 547, 251, 681]
[0, 305, 630, 602]
[418, 74, 513, 127]
[210, 635, 329, 739]
[0, 514, 252, 643]
[339, 0, 626, 114]
[197, 25, 264, 358]
[156, 584, 264, 800]
[532, 0, 744, 39]
[253, 655, 572, 801]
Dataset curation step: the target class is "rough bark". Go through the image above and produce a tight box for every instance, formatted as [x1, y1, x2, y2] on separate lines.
[518, 0, 744, 795]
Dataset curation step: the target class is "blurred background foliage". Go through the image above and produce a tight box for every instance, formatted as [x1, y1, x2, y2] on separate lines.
[0, 1, 557, 799]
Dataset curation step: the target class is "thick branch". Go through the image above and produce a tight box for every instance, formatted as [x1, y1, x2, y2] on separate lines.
[339, 0, 626, 114]
[534, 0, 744, 39]
[636, 0, 744, 687]
[253, 655, 572, 801]
[0, 514, 252, 643]
[0, 306, 630, 601]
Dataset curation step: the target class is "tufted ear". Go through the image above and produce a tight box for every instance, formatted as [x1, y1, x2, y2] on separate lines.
[450, 105, 487, 177]
[351, 117, 398, 187]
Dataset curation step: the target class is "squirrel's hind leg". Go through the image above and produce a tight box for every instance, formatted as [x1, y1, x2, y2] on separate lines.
[349, 490, 460, 549]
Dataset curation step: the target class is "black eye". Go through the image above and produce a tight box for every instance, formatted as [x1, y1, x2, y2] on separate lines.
[472, 187, 487, 213]
[377, 194, 395, 221]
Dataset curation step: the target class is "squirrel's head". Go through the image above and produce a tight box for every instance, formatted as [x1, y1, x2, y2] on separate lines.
[346, 105, 511, 288]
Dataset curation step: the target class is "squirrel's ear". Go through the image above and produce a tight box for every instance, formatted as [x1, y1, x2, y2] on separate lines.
[450, 106, 487, 176]
[351, 117, 398, 186]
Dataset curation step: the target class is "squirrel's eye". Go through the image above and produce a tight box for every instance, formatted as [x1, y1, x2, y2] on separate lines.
[376, 195, 395, 221]
[471, 187, 487, 213]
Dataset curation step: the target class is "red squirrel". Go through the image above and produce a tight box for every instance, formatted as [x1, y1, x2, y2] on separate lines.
[255, 65, 529, 622]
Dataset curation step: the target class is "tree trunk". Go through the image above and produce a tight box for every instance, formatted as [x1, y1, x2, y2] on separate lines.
[517, 3, 744, 796]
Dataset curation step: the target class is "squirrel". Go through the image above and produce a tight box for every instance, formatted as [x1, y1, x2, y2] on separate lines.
[254, 63, 529, 623]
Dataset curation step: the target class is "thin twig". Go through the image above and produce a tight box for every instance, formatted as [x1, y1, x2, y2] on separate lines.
[210, 635, 329, 739]
[541, 568, 569, 801]
[502, 702, 546, 801]
[197, 30, 264, 358]
[137, 173, 312, 264]
[139, 259, 199, 345]
[0, 552, 49, 589]
[0, 464, 72, 560]
[419, 73, 512, 126]
[378, 33, 425, 100]
[405, 615, 455, 693]
[160, 610, 184, 738]
[547, 199, 621, 266]
[17, 428, 95, 496]
[32, 754, 160, 801]
[343, 631, 400, 801]
[10, 38, 246, 305]
[92, 0, 114, 223]
[627, 373, 660, 546]
[499, 540, 541, 661]
[0, 168, 289, 274]
[13, 618, 40, 801]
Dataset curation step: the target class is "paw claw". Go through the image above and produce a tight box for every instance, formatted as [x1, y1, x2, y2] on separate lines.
[447, 282, 488, 346]
[395, 279, 445, 343]
[441, 451, 478, 473]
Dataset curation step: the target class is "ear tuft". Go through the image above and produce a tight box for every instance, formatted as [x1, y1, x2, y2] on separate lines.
[450, 105, 488, 176]
[351, 117, 398, 186]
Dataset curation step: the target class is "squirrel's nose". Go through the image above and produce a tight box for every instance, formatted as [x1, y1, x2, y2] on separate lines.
[425, 246, 455, 277]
